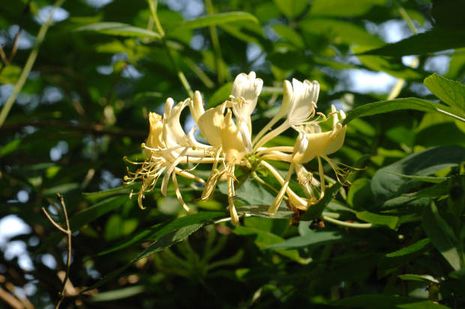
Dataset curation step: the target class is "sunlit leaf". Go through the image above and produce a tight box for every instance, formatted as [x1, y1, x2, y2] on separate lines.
[77, 22, 161, 39]
[178, 12, 258, 30]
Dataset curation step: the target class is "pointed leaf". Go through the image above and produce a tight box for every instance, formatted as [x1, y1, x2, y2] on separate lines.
[77, 22, 161, 39]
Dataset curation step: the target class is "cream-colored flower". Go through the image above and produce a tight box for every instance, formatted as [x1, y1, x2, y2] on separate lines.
[126, 72, 348, 225]
[254, 78, 319, 149]
[268, 105, 346, 214]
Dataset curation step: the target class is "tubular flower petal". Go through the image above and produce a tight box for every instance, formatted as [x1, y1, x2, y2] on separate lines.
[287, 79, 319, 125]
[145, 112, 165, 157]
[221, 110, 247, 164]
[197, 104, 225, 147]
[231, 71, 263, 117]
[293, 105, 346, 164]
[189, 90, 205, 124]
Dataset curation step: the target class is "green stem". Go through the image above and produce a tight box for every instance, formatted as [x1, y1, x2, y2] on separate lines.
[0, 0, 65, 128]
[322, 215, 373, 229]
[146, 0, 193, 97]
[205, 0, 226, 83]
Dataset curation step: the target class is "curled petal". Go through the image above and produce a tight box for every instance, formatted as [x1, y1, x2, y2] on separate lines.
[197, 104, 225, 147]
[287, 79, 319, 125]
[231, 71, 263, 117]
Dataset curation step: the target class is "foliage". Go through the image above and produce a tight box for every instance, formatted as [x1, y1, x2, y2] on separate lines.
[1, 0, 465, 307]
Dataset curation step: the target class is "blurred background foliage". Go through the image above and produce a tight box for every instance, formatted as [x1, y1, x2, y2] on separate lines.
[1, 0, 465, 307]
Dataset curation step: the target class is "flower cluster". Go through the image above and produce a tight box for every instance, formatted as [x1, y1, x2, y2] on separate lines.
[125, 72, 347, 224]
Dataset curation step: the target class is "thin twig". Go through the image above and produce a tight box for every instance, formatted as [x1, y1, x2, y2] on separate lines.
[0, 0, 66, 128]
[41, 194, 72, 309]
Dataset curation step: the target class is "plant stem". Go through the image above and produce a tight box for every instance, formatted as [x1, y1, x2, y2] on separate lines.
[146, 0, 193, 97]
[205, 0, 226, 84]
[0, 0, 65, 128]
[322, 215, 373, 229]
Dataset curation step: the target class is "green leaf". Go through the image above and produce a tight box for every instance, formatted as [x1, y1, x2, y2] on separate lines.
[344, 98, 438, 125]
[310, 0, 386, 17]
[360, 28, 465, 56]
[77, 22, 161, 39]
[178, 12, 258, 30]
[347, 178, 375, 210]
[267, 228, 342, 249]
[423, 203, 463, 271]
[398, 274, 439, 284]
[355, 211, 399, 229]
[385, 238, 431, 258]
[371, 146, 465, 203]
[86, 211, 224, 291]
[274, 0, 308, 18]
[70, 196, 129, 230]
[300, 18, 383, 46]
[0, 138, 21, 157]
[84, 184, 136, 203]
[424, 73, 465, 118]
[233, 225, 310, 264]
[90, 286, 145, 302]
[99, 211, 224, 256]
[335, 294, 449, 309]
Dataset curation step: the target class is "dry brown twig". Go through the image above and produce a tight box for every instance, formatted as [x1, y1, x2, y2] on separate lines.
[41, 194, 72, 309]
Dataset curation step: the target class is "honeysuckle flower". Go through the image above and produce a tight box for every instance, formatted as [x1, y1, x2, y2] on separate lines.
[268, 105, 347, 214]
[125, 72, 348, 225]
[231, 72, 263, 151]
[254, 78, 319, 150]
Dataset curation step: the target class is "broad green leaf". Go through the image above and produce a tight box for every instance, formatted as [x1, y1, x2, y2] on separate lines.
[207, 82, 232, 107]
[382, 181, 449, 209]
[357, 54, 422, 80]
[90, 286, 145, 302]
[234, 226, 310, 264]
[398, 274, 439, 284]
[424, 73, 465, 118]
[347, 178, 374, 210]
[311, 0, 386, 17]
[274, 0, 307, 18]
[84, 184, 136, 202]
[343, 98, 438, 125]
[272, 24, 304, 48]
[355, 211, 399, 229]
[423, 203, 463, 271]
[77, 22, 161, 39]
[335, 294, 449, 309]
[42, 183, 80, 195]
[70, 196, 128, 230]
[0, 139, 21, 157]
[98, 211, 224, 256]
[178, 12, 258, 30]
[267, 229, 342, 249]
[300, 18, 383, 46]
[86, 211, 224, 290]
[361, 28, 465, 56]
[385, 238, 431, 258]
[371, 146, 465, 203]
